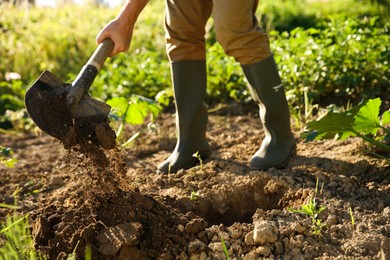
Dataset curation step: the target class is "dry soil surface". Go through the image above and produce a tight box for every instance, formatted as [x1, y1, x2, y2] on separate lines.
[1, 105, 389, 259]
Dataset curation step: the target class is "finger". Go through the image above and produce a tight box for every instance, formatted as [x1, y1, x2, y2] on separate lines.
[96, 30, 108, 45]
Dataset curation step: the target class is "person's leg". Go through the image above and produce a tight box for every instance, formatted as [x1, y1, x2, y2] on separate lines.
[212, 0, 270, 64]
[213, 0, 296, 170]
[165, 0, 213, 62]
[241, 55, 296, 169]
[158, 0, 213, 173]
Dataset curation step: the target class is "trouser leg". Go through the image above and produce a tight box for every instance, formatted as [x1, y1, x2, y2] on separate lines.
[212, 0, 271, 64]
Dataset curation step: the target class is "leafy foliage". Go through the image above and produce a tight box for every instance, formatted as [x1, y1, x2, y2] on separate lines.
[0, 146, 17, 168]
[305, 98, 390, 152]
[289, 197, 326, 236]
[273, 16, 390, 109]
[0, 80, 25, 129]
[107, 95, 162, 145]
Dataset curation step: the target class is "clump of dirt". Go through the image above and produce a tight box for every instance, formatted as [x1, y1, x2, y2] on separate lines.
[1, 106, 389, 259]
[62, 116, 116, 151]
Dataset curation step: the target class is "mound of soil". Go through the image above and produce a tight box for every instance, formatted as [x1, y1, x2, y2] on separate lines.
[1, 105, 389, 259]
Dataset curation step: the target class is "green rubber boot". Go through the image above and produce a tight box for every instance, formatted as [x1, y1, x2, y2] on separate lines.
[241, 55, 296, 170]
[157, 60, 211, 174]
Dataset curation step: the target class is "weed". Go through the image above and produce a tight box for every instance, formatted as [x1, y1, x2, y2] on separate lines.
[289, 178, 326, 236]
[192, 151, 203, 172]
[66, 240, 92, 260]
[289, 197, 326, 236]
[288, 86, 320, 130]
[349, 207, 355, 231]
[0, 146, 17, 168]
[0, 160, 45, 259]
[67, 240, 80, 260]
[220, 238, 231, 260]
[0, 204, 20, 210]
[190, 191, 200, 201]
[85, 244, 92, 260]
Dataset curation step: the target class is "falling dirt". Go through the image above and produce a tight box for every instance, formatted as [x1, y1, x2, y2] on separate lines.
[1, 103, 389, 259]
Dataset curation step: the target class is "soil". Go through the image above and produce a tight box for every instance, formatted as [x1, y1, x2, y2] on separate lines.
[25, 71, 116, 150]
[1, 103, 389, 259]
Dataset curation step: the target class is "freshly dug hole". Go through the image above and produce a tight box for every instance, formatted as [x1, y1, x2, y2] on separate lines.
[170, 174, 289, 226]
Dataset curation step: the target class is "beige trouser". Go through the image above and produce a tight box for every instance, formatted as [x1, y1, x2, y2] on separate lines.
[164, 0, 271, 64]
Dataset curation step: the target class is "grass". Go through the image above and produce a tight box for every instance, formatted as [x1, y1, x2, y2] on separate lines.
[0, 211, 92, 260]
[349, 207, 355, 231]
[0, 213, 45, 259]
[221, 238, 231, 260]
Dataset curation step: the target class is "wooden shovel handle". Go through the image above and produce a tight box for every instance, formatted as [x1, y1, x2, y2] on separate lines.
[86, 38, 115, 71]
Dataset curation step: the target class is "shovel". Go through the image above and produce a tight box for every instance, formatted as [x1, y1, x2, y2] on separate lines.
[25, 38, 116, 149]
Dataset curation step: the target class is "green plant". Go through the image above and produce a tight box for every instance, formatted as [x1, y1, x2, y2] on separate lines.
[67, 240, 80, 260]
[0, 204, 20, 210]
[205, 44, 249, 103]
[85, 244, 92, 260]
[0, 80, 25, 117]
[272, 15, 390, 111]
[190, 191, 200, 201]
[1, 109, 36, 133]
[287, 86, 320, 130]
[106, 95, 162, 146]
[0, 146, 17, 168]
[66, 241, 92, 260]
[290, 197, 326, 236]
[349, 207, 355, 231]
[289, 178, 326, 236]
[0, 214, 45, 259]
[257, 0, 318, 32]
[220, 238, 231, 260]
[192, 151, 204, 172]
[305, 98, 390, 155]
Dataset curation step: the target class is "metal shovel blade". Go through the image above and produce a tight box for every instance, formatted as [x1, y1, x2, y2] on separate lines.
[25, 70, 110, 141]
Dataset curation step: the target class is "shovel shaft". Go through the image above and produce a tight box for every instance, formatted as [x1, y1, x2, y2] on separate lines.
[67, 38, 115, 116]
[86, 38, 115, 71]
